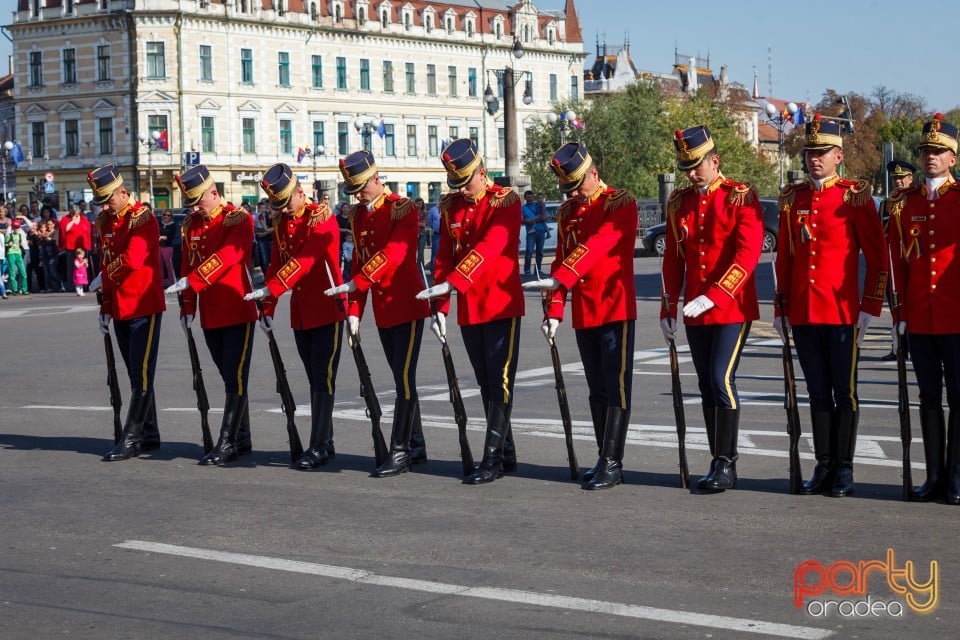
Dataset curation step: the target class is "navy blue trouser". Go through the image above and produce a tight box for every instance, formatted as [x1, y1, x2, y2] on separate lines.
[294, 322, 344, 396]
[685, 322, 750, 410]
[378, 319, 424, 401]
[204, 322, 255, 396]
[113, 313, 162, 394]
[909, 333, 960, 412]
[461, 317, 521, 409]
[792, 323, 858, 413]
[576, 319, 636, 412]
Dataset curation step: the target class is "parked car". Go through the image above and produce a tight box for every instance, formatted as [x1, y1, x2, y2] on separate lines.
[641, 197, 780, 256]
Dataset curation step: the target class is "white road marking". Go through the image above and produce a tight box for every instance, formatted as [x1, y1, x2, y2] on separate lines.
[114, 540, 831, 640]
[0, 304, 94, 319]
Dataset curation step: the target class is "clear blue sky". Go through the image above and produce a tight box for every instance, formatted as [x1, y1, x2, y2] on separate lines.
[2, 2, 957, 111]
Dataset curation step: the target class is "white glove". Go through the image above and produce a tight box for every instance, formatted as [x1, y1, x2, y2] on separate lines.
[325, 280, 358, 296]
[856, 311, 873, 346]
[244, 287, 269, 301]
[98, 314, 112, 335]
[416, 281, 452, 300]
[522, 277, 561, 291]
[660, 317, 676, 344]
[259, 315, 274, 335]
[430, 311, 447, 343]
[542, 318, 560, 343]
[892, 320, 907, 351]
[180, 314, 193, 336]
[682, 294, 715, 318]
[773, 315, 790, 344]
[89, 273, 102, 293]
[165, 277, 190, 294]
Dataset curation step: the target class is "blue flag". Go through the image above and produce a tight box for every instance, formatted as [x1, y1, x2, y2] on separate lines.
[376, 120, 386, 139]
[793, 106, 805, 126]
[9, 142, 25, 164]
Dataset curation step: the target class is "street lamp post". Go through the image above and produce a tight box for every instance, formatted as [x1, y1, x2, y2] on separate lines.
[353, 116, 382, 156]
[764, 102, 797, 190]
[546, 110, 578, 146]
[1, 140, 13, 206]
[484, 38, 533, 186]
[138, 130, 162, 208]
[308, 145, 325, 200]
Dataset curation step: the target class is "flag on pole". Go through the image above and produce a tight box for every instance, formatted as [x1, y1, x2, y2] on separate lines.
[296, 147, 307, 164]
[376, 120, 386, 139]
[156, 130, 169, 150]
[793, 106, 805, 126]
[9, 142, 25, 164]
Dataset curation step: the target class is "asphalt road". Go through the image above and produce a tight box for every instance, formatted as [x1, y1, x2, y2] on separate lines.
[0, 256, 954, 640]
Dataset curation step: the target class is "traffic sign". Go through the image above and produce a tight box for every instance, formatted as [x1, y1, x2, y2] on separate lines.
[44, 172, 55, 183]
[184, 152, 201, 166]
[44, 182, 55, 194]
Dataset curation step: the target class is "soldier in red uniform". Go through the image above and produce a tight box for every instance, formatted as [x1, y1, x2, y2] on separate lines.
[166, 165, 258, 465]
[660, 127, 764, 492]
[774, 114, 887, 498]
[86, 164, 166, 461]
[416, 139, 524, 484]
[887, 114, 960, 503]
[245, 163, 345, 470]
[324, 151, 432, 477]
[523, 142, 638, 490]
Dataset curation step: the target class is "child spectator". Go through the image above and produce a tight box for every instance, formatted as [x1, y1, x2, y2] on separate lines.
[341, 229, 354, 279]
[73, 247, 89, 296]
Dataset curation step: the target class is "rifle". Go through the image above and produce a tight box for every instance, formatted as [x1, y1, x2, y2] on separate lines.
[256, 300, 304, 464]
[535, 267, 578, 480]
[419, 264, 474, 476]
[325, 263, 388, 467]
[662, 289, 691, 490]
[888, 246, 912, 501]
[97, 291, 123, 444]
[177, 293, 214, 454]
[771, 261, 804, 494]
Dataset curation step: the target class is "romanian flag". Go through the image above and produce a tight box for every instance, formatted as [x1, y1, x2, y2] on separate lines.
[156, 130, 169, 150]
[296, 147, 307, 164]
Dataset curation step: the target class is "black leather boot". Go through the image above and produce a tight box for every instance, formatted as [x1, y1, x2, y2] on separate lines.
[581, 400, 608, 482]
[103, 389, 151, 461]
[295, 391, 334, 470]
[913, 408, 945, 502]
[502, 423, 518, 472]
[945, 412, 960, 505]
[699, 407, 739, 492]
[373, 398, 414, 477]
[584, 406, 627, 490]
[408, 399, 428, 465]
[466, 403, 510, 485]
[695, 405, 718, 490]
[140, 393, 161, 451]
[200, 393, 244, 465]
[830, 410, 858, 497]
[801, 410, 835, 494]
[236, 400, 252, 456]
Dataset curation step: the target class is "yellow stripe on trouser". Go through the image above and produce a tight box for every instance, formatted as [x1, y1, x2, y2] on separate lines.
[139, 314, 158, 392]
[722, 323, 749, 410]
[235, 322, 253, 397]
[325, 321, 341, 396]
[618, 321, 628, 410]
[500, 317, 518, 405]
[401, 320, 417, 400]
[848, 327, 859, 412]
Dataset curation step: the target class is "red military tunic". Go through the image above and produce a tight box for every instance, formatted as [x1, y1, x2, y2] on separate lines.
[775, 177, 887, 325]
[346, 188, 430, 327]
[661, 176, 764, 325]
[434, 182, 524, 325]
[178, 202, 259, 330]
[888, 178, 960, 334]
[96, 198, 166, 321]
[262, 201, 344, 330]
[545, 184, 638, 329]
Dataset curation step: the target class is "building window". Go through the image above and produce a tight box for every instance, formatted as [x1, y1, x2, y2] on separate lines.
[359, 59, 370, 91]
[380, 8, 389, 27]
[278, 52, 290, 86]
[547, 27, 555, 45]
[336, 56, 347, 90]
[277, 0, 286, 17]
[242, 118, 256, 154]
[427, 125, 438, 156]
[31, 122, 45, 158]
[383, 60, 394, 93]
[337, 121, 349, 155]
[406, 124, 417, 156]
[97, 45, 111, 81]
[310, 2, 317, 20]
[449, 126, 459, 140]
[64, 119, 79, 157]
[29, 51, 42, 86]
[146, 41, 166, 78]
[98, 117, 113, 155]
[358, 7, 365, 25]
[404, 11, 412, 31]
[466, 18, 474, 37]
[240, 48, 253, 84]
[497, 127, 505, 158]
[311, 55, 323, 88]
[549, 73, 558, 102]
[334, 2, 342, 22]
[384, 124, 396, 156]
[62, 48, 76, 84]
[447, 66, 457, 97]
[425, 15, 433, 33]
[468, 67, 477, 98]
[201, 116, 215, 153]
[468, 126, 479, 149]
[495, 22, 502, 39]
[570, 75, 579, 101]
[147, 114, 168, 143]
[279, 119, 292, 155]
[405, 62, 415, 94]
[312, 121, 325, 151]
[446, 17, 454, 35]
[30, 0, 40, 18]
[199, 45, 212, 82]
[426, 64, 436, 95]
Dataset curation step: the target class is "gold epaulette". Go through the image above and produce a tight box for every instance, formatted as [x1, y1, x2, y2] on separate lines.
[603, 188, 635, 212]
[840, 178, 873, 208]
[439, 192, 457, 218]
[557, 198, 576, 221]
[223, 205, 247, 227]
[723, 180, 756, 207]
[128, 203, 150, 230]
[182, 211, 200, 232]
[887, 185, 918, 220]
[666, 186, 689, 218]
[308, 202, 331, 227]
[391, 197, 416, 221]
[778, 182, 805, 211]
[489, 186, 520, 208]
